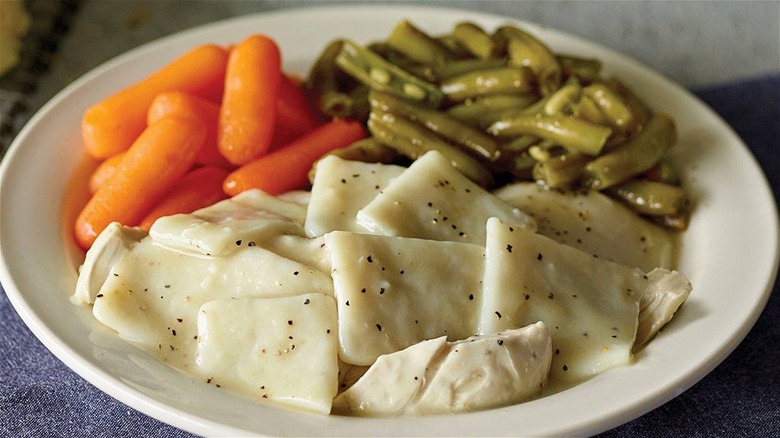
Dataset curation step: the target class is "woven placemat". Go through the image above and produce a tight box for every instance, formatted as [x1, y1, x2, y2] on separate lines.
[0, 0, 81, 158]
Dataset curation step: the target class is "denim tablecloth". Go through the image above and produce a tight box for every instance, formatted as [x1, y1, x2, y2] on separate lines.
[1, 72, 778, 438]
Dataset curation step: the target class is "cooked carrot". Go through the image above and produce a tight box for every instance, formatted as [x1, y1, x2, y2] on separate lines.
[138, 166, 229, 230]
[82, 44, 228, 159]
[224, 119, 365, 196]
[74, 116, 206, 249]
[218, 34, 282, 165]
[88, 152, 125, 194]
[270, 74, 321, 149]
[147, 91, 232, 168]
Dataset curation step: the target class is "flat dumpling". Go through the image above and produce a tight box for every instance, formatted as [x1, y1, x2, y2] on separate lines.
[324, 230, 485, 365]
[480, 217, 642, 382]
[332, 322, 552, 416]
[494, 182, 675, 271]
[195, 294, 339, 414]
[305, 155, 405, 237]
[90, 237, 333, 372]
[149, 189, 307, 257]
[357, 151, 535, 245]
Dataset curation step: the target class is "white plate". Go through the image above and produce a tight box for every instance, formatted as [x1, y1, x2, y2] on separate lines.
[1, 4, 778, 437]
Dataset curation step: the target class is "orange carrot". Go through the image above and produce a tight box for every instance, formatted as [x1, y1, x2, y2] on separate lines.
[88, 152, 125, 194]
[74, 116, 206, 249]
[147, 91, 232, 168]
[218, 34, 282, 166]
[269, 74, 321, 149]
[138, 166, 229, 230]
[82, 44, 228, 159]
[223, 119, 365, 196]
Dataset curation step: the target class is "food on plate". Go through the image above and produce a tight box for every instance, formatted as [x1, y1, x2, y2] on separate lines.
[332, 322, 553, 416]
[218, 34, 283, 166]
[307, 19, 690, 230]
[81, 44, 228, 159]
[70, 19, 694, 417]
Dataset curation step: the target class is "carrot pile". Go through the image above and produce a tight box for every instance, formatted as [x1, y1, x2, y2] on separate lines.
[75, 34, 366, 250]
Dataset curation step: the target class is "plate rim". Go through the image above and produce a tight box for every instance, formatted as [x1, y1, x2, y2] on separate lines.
[1, 3, 779, 437]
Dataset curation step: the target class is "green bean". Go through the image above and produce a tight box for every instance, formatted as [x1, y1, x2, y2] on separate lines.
[308, 138, 399, 183]
[387, 20, 455, 66]
[487, 113, 613, 156]
[496, 25, 562, 95]
[440, 66, 536, 102]
[583, 82, 635, 133]
[368, 110, 494, 186]
[335, 39, 444, 108]
[644, 159, 680, 185]
[369, 89, 500, 161]
[346, 84, 371, 122]
[435, 35, 473, 59]
[558, 55, 602, 84]
[446, 94, 538, 126]
[307, 39, 355, 117]
[452, 22, 502, 59]
[327, 137, 399, 164]
[605, 78, 651, 133]
[532, 152, 588, 188]
[571, 94, 610, 126]
[542, 81, 582, 115]
[434, 58, 507, 80]
[583, 114, 676, 189]
[607, 180, 687, 216]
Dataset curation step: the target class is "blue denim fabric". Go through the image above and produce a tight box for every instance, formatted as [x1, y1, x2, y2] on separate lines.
[1, 75, 778, 438]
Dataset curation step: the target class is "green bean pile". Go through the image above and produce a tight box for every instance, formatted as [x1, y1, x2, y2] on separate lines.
[306, 20, 690, 230]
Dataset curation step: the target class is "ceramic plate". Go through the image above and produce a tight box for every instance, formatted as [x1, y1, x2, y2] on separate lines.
[1, 5, 778, 437]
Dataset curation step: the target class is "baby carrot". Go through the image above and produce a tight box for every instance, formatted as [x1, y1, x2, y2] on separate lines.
[147, 91, 232, 168]
[74, 116, 206, 249]
[82, 44, 228, 159]
[270, 74, 321, 149]
[138, 166, 229, 230]
[223, 119, 365, 196]
[88, 152, 125, 194]
[218, 34, 282, 165]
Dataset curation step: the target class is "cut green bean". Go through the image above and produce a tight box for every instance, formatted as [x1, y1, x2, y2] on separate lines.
[446, 94, 538, 126]
[496, 25, 562, 95]
[307, 39, 355, 117]
[327, 137, 399, 164]
[583, 82, 635, 133]
[368, 110, 494, 186]
[608, 180, 687, 216]
[606, 78, 651, 133]
[644, 159, 680, 185]
[369, 89, 500, 161]
[543, 81, 583, 115]
[532, 152, 588, 188]
[440, 66, 536, 102]
[452, 22, 502, 59]
[558, 54, 602, 84]
[387, 20, 455, 66]
[433, 58, 507, 80]
[488, 113, 613, 156]
[335, 39, 444, 108]
[583, 114, 677, 189]
[309, 138, 399, 182]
